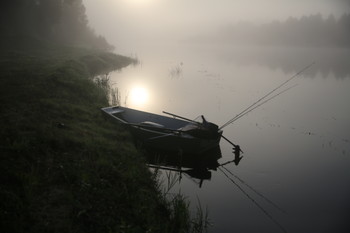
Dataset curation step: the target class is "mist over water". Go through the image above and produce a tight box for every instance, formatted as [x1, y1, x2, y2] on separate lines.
[110, 44, 350, 233]
[84, 0, 350, 53]
[83, 1, 350, 232]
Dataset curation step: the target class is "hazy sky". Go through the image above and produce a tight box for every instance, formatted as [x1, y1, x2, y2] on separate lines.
[83, 0, 350, 51]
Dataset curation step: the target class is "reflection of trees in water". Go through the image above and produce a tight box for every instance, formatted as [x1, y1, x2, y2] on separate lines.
[220, 47, 350, 79]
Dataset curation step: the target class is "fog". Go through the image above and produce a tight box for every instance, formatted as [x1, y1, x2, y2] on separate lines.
[82, 2, 350, 233]
[83, 0, 350, 53]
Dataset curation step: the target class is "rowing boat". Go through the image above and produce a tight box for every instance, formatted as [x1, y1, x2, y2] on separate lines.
[101, 106, 222, 153]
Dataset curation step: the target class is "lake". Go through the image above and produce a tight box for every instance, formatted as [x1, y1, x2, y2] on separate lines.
[110, 44, 350, 233]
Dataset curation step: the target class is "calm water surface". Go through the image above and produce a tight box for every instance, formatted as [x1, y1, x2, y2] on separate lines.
[111, 45, 350, 233]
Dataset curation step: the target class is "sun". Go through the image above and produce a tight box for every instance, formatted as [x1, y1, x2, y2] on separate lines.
[130, 86, 149, 106]
[126, 0, 155, 7]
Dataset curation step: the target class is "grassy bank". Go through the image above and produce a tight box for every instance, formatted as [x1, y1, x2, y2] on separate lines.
[0, 46, 192, 233]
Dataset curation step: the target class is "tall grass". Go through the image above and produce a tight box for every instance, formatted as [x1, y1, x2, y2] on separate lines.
[94, 73, 133, 107]
[191, 198, 212, 233]
[0, 47, 195, 233]
[152, 168, 211, 233]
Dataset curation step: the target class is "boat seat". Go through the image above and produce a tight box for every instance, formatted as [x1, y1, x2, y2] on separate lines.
[140, 121, 165, 128]
[178, 123, 198, 132]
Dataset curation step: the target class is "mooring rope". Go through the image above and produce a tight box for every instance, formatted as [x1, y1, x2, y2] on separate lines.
[221, 166, 286, 214]
[218, 167, 288, 233]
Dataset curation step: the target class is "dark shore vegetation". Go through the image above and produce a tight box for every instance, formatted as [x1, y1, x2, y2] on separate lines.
[0, 1, 203, 232]
[0, 44, 195, 233]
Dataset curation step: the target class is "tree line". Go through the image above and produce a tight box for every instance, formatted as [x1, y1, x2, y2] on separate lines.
[190, 13, 350, 48]
[0, 0, 114, 51]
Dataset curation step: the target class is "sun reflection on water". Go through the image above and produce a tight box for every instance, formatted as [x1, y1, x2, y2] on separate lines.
[129, 86, 149, 107]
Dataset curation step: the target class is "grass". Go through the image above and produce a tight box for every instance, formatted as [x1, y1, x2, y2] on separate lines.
[0, 45, 194, 233]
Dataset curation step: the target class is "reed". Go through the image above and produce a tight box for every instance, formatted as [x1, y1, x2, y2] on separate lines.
[0, 46, 194, 233]
[191, 197, 211, 233]
[169, 64, 183, 78]
[153, 168, 211, 233]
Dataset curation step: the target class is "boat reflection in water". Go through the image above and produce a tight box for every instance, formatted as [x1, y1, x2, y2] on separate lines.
[101, 106, 243, 187]
[144, 145, 243, 188]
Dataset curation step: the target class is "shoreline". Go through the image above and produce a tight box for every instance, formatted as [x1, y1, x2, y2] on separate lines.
[0, 46, 192, 232]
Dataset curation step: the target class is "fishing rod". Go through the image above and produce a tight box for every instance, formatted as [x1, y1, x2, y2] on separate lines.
[221, 134, 239, 148]
[226, 84, 298, 126]
[163, 111, 200, 124]
[219, 62, 315, 130]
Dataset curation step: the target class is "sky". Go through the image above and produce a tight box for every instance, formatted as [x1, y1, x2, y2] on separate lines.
[83, 0, 350, 52]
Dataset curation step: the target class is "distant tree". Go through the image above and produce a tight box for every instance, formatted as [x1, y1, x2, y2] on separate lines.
[35, 0, 62, 37]
[0, 0, 32, 35]
[214, 13, 350, 48]
[0, 0, 114, 51]
[337, 13, 350, 46]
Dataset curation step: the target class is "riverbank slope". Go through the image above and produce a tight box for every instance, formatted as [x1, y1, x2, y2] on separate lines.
[0, 45, 190, 233]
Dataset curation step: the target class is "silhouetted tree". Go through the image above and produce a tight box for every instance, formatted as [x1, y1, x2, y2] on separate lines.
[0, 0, 114, 50]
[196, 13, 350, 48]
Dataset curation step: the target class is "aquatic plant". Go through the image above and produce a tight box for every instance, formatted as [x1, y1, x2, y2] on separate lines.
[0, 46, 195, 233]
[169, 63, 183, 78]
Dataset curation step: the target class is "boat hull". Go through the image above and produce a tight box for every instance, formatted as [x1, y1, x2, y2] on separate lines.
[130, 125, 222, 154]
[101, 106, 222, 154]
